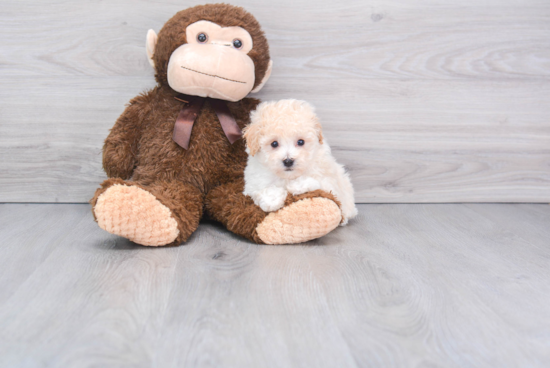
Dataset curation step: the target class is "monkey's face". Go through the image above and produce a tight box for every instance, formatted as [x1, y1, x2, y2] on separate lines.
[167, 21, 256, 101]
[147, 5, 273, 103]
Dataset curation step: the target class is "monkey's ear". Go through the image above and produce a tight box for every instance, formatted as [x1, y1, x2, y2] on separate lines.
[251, 60, 273, 93]
[146, 29, 158, 68]
[243, 123, 262, 156]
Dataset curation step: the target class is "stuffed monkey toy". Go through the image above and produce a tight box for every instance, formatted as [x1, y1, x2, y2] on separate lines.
[90, 4, 342, 246]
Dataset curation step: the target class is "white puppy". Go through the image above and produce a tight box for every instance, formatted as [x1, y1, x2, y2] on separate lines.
[243, 99, 358, 225]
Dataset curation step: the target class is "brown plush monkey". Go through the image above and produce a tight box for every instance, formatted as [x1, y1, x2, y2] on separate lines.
[90, 4, 342, 246]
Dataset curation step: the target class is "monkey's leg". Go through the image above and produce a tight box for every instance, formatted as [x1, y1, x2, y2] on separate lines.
[90, 178, 203, 246]
[205, 180, 342, 244]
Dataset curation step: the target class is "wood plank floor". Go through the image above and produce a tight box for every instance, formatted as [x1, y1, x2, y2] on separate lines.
[0, 203, 549, 367]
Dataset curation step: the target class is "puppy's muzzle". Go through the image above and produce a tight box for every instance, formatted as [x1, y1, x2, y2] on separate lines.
[283, 158, 294, 168]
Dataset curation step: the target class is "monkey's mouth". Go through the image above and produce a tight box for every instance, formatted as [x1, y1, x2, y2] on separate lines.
[180, 66, 246, 84]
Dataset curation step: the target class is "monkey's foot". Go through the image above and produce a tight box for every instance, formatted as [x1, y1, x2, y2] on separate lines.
[94, 184, 179, 246]
[255, 193, 342, 245]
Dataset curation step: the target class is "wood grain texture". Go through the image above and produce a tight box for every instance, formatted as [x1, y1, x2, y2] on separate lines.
[1, 0, 550, 202]
[1, 203, 550, 367]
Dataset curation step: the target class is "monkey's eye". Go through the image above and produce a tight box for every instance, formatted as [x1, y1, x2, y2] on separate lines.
[197, 33, 208, 43]
[271, 141, 279, 148]
[297, 139, 305, 146]
[233, 39, 243, 49]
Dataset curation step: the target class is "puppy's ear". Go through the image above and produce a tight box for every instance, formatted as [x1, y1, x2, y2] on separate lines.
[243, 123, 261, 156]
[313, 117, 324, 144]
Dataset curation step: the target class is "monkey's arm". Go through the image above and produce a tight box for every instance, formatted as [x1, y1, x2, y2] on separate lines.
[102, 94, 150, 179]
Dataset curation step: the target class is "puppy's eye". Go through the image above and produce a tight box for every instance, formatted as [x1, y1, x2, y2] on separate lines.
[297, 139, 305, 146]
[197, 33, 208, 43]
[271, 141, 279, 148]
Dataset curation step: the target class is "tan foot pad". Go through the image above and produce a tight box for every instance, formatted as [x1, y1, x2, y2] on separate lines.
[256, 197, 341, 245]
[94, 184, 179, 246]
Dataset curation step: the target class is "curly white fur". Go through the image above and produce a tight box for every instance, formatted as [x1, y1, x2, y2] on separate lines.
[243, 99, 358, 225]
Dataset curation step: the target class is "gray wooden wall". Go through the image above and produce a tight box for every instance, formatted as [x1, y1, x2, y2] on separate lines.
[1, 0, 549, 203]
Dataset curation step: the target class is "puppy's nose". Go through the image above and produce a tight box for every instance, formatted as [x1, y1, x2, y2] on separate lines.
[283, 158, 294, 167]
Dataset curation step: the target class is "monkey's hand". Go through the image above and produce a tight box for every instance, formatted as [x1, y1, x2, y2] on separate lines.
[102, 139, 136, 179]
[252, 186, 287, 212]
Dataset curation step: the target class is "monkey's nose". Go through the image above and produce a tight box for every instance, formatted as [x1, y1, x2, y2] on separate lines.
[283, 158, 294, 167]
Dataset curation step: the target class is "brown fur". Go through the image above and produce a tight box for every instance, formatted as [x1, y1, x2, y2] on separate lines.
[90, 4, 340, 245]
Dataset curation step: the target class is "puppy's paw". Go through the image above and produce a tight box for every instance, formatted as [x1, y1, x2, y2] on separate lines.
[339, 205, 358, 226]
[287, 176, 321, 195]
[254, 187, 288, 212]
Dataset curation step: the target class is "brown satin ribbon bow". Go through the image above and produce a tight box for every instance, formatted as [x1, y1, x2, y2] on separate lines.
[173, 94, 242, 150]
